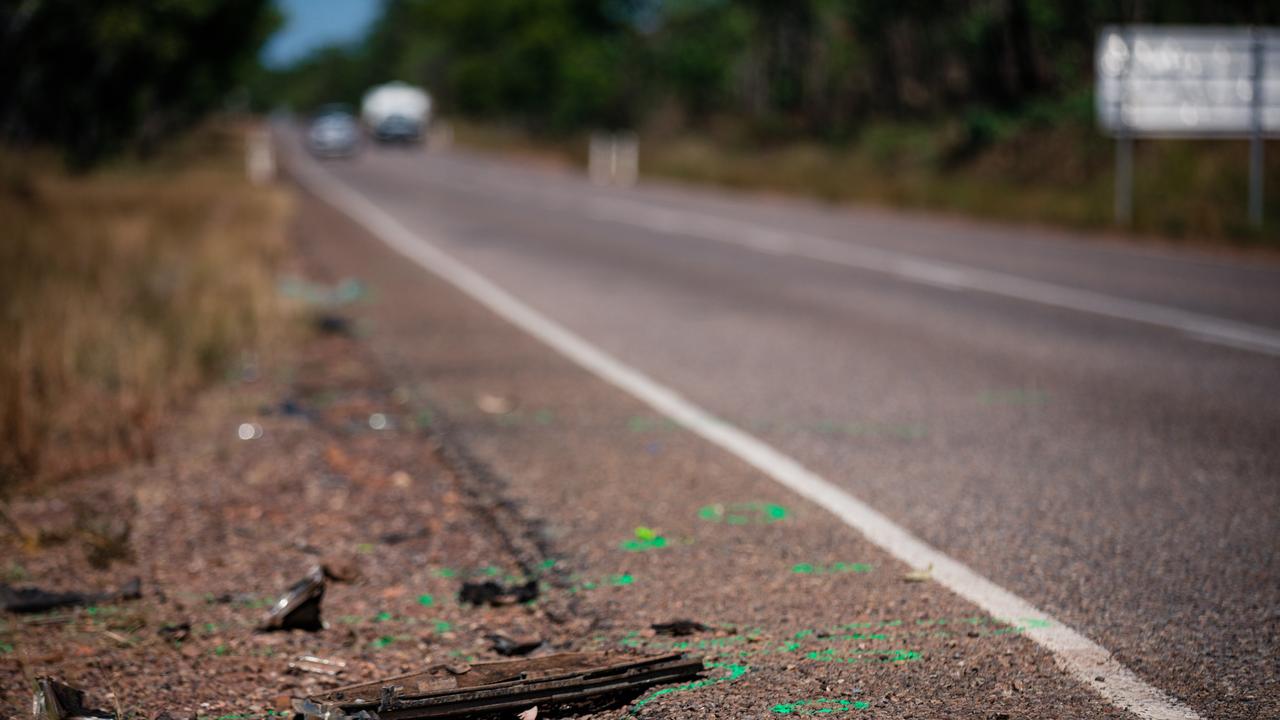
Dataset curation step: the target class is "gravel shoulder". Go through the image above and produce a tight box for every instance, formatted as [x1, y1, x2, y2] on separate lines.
[1, 186, 1139, 719]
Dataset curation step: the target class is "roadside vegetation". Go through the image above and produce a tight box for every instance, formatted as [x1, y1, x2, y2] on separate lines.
[0, 124, 291, 488]
[263, 0, 1278, 244]
[453, 117, 1280, 244]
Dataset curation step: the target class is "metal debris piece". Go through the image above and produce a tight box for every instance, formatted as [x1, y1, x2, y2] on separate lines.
[651, 619, 709, 637]
[157, 622, 191, 642]
[290, 655, 349, 677]
[32, 677, 114, 720]
[2, 577, 140, 614]
[292, 652, 704, 720]
[487, 632, 542, 657]
[903, 564, 933, 583]
[260, 566, 326, 632]
[314, 313, 354, 336]
[458, 579, 537, 607]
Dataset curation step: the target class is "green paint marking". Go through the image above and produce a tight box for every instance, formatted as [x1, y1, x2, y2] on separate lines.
[792, 562, 872, 575]
[538, 558, 557, 570]
[630, 663, 748, 713]
[374, 611, 393, 622]
[214, 644, 230, 656]
[806, 648, 920, 663]
[772, 698, 870, 714]
[434, 620, 452, 632]
[620, 526, 669, 552]
[697, 502, 789, 525]
[417, 594, 434, 607]
[434, 567, 457, 578]
[372, 635, 396, 648]
[609, 573, 635, 586]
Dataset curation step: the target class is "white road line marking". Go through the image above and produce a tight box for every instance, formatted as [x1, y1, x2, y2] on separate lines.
[290, 151, 1201, 720]
[425, 162, 1280, 357]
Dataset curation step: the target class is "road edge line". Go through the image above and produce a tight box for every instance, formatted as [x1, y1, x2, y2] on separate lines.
[287, 150, 1200, 720]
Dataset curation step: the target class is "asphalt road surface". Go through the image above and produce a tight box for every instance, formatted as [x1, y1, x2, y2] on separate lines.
[281, 133, 1279, 719]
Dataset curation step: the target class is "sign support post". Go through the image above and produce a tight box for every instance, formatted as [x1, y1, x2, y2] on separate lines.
[1116, 132, 1133, 226]
[1250, 29, 1265, 228]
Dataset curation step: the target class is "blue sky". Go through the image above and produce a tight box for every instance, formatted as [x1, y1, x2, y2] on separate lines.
[261, 0, 382, 68]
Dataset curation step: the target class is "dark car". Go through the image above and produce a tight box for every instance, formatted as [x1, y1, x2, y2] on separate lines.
[306, 105, 360, 158]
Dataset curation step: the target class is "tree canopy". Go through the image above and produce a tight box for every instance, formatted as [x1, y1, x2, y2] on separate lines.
[1, 0, 280, 166]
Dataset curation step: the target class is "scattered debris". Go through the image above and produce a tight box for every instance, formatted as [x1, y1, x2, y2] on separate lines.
[458, 579, 538, 607]
[277, 276, 366, 306]
[314, 313, 354, 337]
[237, 422, 264, 441]
[368, 413, 389, 430]
[378, 528, 428, 546]
[157, 622, 191, 642]
[1, 577, 140, 614]
[903, 565, 933, 583]
[487, 631, 543, 657]
[517, 707, 538, 720]
[32, 677, 114, 720]
[289, 655, 348, 677]
[475, 393, 515, 415]
[292, 653, 704, 720]
[652, 619, 709, 637]
[260, 566, 326, 632]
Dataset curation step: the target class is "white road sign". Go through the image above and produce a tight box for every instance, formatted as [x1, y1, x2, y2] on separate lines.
[1096, 26, 1279, 137]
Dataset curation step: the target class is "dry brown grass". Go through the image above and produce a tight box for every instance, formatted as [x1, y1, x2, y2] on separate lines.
[450, 120, 1279, 246]
[0, 124, 291, 488]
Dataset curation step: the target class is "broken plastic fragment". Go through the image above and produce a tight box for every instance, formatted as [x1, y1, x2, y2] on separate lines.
[260, 566, 326, 632]
[458, 579, 537, 607]
[488, 632, 543, 657]
[32, 677, 114, 720]
[652, 619, 709, 636]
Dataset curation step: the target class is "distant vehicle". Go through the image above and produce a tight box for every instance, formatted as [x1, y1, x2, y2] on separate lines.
[361, 82, 431, 144]
[307, 105, 360, 158]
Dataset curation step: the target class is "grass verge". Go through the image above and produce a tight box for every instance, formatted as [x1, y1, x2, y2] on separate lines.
[0, 123, 291, 488]
[450, 119, 1279, 248]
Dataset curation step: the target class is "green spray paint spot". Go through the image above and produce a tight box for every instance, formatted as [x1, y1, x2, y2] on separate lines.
[630, 663, 748, 713]
[807, 648, 920, 664]
[791, 561, 872, 575]
[620, 527, 669, 552]
[372, 635, 396, 648]
[772, 698, 870, 714]
[609, 573, 635, 586]
[374, 611, 393, 622]
[434, 620, 452, 632]
[214, 644, 230, 656]
[539, 558, 558, 570]
[698, 502, 789, 525]
[417, 594, 434, 607]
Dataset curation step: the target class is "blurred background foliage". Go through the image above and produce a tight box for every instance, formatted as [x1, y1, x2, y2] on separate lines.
[0, 0, 280, 167]
[256, 0, 1276, 139]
